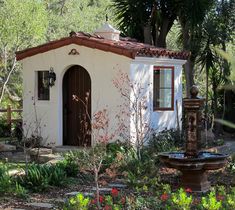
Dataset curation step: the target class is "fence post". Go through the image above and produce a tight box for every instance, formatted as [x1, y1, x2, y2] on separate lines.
[7, 105, 12, 140]
[7, 105, 11, 125]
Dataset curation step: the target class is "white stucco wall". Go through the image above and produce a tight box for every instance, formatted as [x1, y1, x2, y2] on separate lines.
[21, 44, 186, 147]
[130, 57, 186, 139]
[21, 44, 131, 146]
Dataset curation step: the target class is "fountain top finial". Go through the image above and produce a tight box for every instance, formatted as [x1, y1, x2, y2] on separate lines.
[190, 85, 199, 99]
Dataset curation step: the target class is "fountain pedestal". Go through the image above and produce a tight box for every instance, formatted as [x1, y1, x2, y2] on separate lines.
[181, 169, 210, 192]
[159, 86, 228, 192]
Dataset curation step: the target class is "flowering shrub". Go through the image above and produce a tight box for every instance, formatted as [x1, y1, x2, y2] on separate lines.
[64, 186, 235, 210]
[111, 188, 119, 197]
[89, 188, 126, 210]
[160, 192, 169, 201]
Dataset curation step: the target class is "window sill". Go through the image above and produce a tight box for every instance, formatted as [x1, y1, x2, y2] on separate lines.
[153, 108, 174, 111]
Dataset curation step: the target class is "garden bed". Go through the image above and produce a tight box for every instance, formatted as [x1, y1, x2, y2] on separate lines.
[0, 165, 235, 209]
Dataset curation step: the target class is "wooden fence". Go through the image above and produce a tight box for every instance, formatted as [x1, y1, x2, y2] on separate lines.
[0, 105, 22, 126]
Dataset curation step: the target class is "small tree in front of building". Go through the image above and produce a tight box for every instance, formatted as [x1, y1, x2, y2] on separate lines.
[73, 93, 116, 209]
[113, 70, 153, 160]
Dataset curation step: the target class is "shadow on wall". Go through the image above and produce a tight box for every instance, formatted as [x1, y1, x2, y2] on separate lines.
[152, 111, 178, 132]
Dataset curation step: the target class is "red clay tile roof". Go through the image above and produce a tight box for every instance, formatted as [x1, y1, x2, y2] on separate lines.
[16, 31, 190, 61]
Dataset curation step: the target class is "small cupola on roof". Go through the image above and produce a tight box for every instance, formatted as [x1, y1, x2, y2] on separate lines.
[94, 23, 120, 41]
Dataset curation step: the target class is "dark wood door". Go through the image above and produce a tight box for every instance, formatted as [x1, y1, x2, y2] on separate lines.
[63, 65, 91, 146]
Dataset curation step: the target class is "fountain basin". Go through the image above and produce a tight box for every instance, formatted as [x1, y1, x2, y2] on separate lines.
[159, 151, 228, 192]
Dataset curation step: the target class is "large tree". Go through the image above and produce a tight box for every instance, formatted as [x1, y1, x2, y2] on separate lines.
[112, 0, 216, 96]
[177, 0, 215, 96]
[112, 0, 177, 47]
[0, 0, 48, 106]
[0, 0, 112, 107]
[197, 0, 235, 134]
[44, 0, 112, 41]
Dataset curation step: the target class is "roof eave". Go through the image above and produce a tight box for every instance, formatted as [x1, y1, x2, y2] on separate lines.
[15, 37, 136, 61]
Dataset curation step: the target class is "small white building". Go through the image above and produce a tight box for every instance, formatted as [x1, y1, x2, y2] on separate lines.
[16, 23, 189, 147]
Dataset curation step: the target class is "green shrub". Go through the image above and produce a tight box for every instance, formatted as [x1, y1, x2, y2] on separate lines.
[101, 141, 135, 173]
[19, 163, 67, 192]
[172, 188, 193, 210]
[63, 193, 90, 210]
[202, 190, 222, 210]
[19, 164, 50, 192]
[0, 119, 10, 137]
[148, 129, 182, 154]
[227, 154, 235, 173]
[60, 151, 80, 177]
[15, 182, 28, 199]
[0, 164, 12, 194]
[48, 164, 67, 186]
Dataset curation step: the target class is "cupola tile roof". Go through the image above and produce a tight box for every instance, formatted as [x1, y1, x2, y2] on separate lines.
[16, 30, 190, 61]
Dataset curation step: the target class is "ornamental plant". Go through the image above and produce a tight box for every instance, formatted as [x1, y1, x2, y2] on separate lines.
[227, 188, 235, 209]
[201, 190, 222, 210]
[172, 188, 193, 210]
[63, 193, 90, 210]
[0, 163, 12, 194]
[88, 188, 126, 210]
[73, 93, 117, 209]
[112, 70, 153, 160]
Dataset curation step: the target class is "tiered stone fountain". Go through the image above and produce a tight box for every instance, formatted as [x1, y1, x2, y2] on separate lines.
[159, 86, 228, 192]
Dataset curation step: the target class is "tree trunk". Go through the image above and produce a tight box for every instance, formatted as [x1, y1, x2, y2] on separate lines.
[205, 67, 209, 125]
[212, 82, 223, 137]
[180, 20, 195, 97]
[0, 57, 17, 105]
[143, 24, 152, 45]
[156, 18, 174, 48]
[95, 169, 101, 209]
[184, 58, 195, 97]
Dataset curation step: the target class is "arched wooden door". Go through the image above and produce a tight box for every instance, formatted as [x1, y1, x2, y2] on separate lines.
[63, 65, 91, 146]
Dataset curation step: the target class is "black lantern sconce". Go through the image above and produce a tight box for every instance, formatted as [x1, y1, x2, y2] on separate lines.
[48, 67, 56, 87]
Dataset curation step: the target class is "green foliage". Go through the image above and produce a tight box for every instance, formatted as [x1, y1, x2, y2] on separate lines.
[112, 0, 155, 41]
[0, 163, 12, 194]
[123, 150, 161, 193]
[102, 141, 134, 171]
[172, 188, 193, 210]
[0, 118, 10, 137]
[148, 129, 182, 153]
[0, 0, 48, 48]
[227, 187, 235, 209]
[0, 0, 112, 106]
[20, 164, 50, 192]
[214, 49, 235, 76]
[0, 0, 48, 105]
[59, 151, 80, 177]
[19, 163, 67, 192]
[45, 0, 114, 40]
[63, 193, 90, 210]
[49, 164, 67, 186]
[126, 195, 161, 210]
[15, 182, 28, 199]
[202, 190, 222, 210]
[227, 154, 235, 174]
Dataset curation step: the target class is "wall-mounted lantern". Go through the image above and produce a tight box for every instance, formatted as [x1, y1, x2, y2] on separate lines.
[48, 67, 56, 87]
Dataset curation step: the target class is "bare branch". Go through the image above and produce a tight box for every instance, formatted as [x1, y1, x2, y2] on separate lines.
[0, 57, 17, 104]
